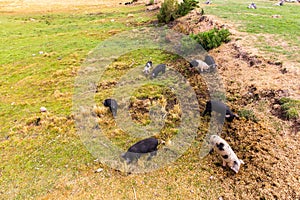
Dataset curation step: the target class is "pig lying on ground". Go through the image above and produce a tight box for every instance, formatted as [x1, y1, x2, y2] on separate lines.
[210, 135, 244, 173]
[103, 98, 118, 117]
[202, 100, 239, 122]
[122, 137, 158, 164]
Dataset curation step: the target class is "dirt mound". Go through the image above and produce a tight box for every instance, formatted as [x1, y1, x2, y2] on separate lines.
[170, 10, 300, 199]
[171, 11, 227, 34]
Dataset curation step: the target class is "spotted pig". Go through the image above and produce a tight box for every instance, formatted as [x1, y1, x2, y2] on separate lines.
[143, 61, 152, 75]
[210, 135, 244, 173]
[189, 59, 210, 72]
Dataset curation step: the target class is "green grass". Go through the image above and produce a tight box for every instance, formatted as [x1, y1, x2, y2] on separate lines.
[279, 97, 300, 119]
[204, 0, 300, 62]
[238, 109, 259, 122]
[1, 1, 300, 199]
[1, 4, 209, 199]
[0, 6, 151, 133]
[0, 5, 159, 199]
[204, 0, 300, 34]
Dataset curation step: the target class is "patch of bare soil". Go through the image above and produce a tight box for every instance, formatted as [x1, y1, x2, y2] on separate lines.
[171, 10, 300, 199]
[0, 0, 130, 14]
[171, 11, 228, 34]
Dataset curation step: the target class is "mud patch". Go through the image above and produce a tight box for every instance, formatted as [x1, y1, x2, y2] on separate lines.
[233, 44, 263, 67]
[241, 86, 289, 105]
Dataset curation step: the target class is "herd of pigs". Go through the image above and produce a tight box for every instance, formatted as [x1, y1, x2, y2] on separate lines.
[103, 56, 244, 174]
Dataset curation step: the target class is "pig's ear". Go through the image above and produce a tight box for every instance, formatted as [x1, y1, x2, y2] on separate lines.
[231, 160, 240, 173]
[240, 159, 244, 164]
[231, 165, 239, 173]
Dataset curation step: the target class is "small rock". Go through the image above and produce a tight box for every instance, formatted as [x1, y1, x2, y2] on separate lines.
[127, 14, 134, 18]
[95, 168, 103, 173]
[272, 15, 281, 18]
[39, 51, 44, 55]
[146, 5, 160, 11]
[40, 107, 47, 112]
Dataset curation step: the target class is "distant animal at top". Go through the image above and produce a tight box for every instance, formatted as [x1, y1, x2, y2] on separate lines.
[143, 61, 153, 75]
[121, 137, 159, 164]
[204, 0, 212, 4]
[248, 2, 257, 9]
[274, 0, 284, 6]
[202, 100, 239, 122]
[103, 98, 118, 117]
[210, 134, 244, 173]
[151, 64, 166, 78]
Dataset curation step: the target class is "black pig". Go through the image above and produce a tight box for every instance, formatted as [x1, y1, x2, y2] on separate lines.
[204, 55, 217, 69]
[103, 98, 118, 117]
[151, 64, 166, 78]
[202, 100, 239, 122]
[122, 137, 158, 164]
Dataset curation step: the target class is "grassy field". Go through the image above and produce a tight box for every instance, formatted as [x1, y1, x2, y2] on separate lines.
[0, 0, 299, 199]
[203, 0, 300, 63]
[0, 5, 164, 199]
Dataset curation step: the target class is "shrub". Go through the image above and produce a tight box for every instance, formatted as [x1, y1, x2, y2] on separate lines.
[238, 109, 259, 122]
[177, 0, 199, 16]
[279, 97, 300, 120]
[157, 0, 179, 23]
[147, 0, 154, 6]
[190, 28, 231, 51]
[157, 0, 199, 23]
[179, 35, 202, 56]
